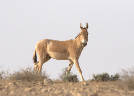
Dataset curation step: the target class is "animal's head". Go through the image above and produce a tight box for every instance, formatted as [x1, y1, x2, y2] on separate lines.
[79, 23, 89, 46]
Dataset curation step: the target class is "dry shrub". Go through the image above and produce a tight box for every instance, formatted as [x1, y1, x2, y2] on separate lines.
[9, 67, 49, 82]
[119, 67, 134, 90]
[0, 66, 6, 79]
[59, 67, 78, 82]
[0, 70, 4, 79]
[59, 67, 68, 80]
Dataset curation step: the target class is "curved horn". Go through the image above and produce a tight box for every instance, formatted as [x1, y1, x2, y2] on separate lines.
[80, 23, 83, 29]
[86, 23, 88, 29]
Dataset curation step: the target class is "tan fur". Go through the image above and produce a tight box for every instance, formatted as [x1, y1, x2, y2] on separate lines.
[33, 23, 89, 81]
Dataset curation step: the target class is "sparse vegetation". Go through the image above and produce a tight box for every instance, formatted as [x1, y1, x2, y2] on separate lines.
[110, 73, 120, 81]
[119, 67, 134, 90]
[8, 67, 49, 82]
[92, 72, 120, 82]
[0, 66, 6, 79]
[59, 67, 78, 82]
[1, 66, 134, 95]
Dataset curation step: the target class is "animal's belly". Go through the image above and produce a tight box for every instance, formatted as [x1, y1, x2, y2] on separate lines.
[48, 52, 71, 60]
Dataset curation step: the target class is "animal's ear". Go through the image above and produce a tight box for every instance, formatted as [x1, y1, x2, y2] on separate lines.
[80, 23, 83, 29]
[86, 23, 88, 29]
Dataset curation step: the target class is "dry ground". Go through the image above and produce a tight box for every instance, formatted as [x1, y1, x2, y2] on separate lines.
[0, 80, 134, 96]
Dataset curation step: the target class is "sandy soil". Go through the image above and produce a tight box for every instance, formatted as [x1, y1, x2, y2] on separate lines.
[0, 80, 134, 96]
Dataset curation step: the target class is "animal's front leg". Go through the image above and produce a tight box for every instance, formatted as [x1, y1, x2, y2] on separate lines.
[73, 59, 85, 81]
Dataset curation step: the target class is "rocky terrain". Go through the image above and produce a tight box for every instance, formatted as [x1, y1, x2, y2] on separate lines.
[0, 80, 134, 96]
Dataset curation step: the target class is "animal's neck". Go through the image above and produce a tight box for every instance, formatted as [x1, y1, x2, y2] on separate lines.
[74, 37, 84, 52]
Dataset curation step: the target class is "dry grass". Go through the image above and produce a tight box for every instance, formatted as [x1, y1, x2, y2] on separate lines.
[0, 65, 6, 79]
[10, 67, 49, 82]
[1, 67, 49, 82]
[119, 67, 134, 91]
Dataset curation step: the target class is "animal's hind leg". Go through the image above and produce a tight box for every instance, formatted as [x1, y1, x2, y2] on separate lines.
[67, 60, 74, 74]
[42, 54, 51, 64]
[37, 54, 51, 74]
[34, 61, 39, 72]
[37, 58, 44, 74]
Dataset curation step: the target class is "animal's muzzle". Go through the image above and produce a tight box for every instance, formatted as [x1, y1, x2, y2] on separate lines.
[82, 43, 87, 46]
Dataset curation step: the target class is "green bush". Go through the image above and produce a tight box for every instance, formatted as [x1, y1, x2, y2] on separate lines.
[59, 67, 78, 82]
[93, 72, 109, 81]
[110, 73, 120, 81]
[63, 74, 78, 82]
[93, 73, 119, 82]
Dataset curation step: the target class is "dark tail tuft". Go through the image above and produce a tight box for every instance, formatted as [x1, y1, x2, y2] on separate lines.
[33, 49, 37, 63]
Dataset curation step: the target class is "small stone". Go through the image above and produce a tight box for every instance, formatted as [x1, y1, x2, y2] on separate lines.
[31, 92, 35, 95]
[44, 79, 53, 84]
[24, 88, 32, 92]
[9, 90, 15, 95]
[81, 82, 89, 86]
[75, 87, 79, 90]
[94, 89, 99, 93]
[70, 91, 77, 96]
[129, 91, 134, 95]
[76, 93, 82, 96]
[47, 88, 53, 92]
[69, 83, 73, 85]
[5, 85, 10, 89]
[71, 92, 87, 96]
[2, 89, 10, 94]
[86, 89, 91, 92]
[54, 90, 61, 94]
[79, 87, 86, 92]
[0, 87, 3, 90]
[114, 89, 118, 91]
[37, 82, 43, 86]
[41, 88, 48, 92]
[24, 88, 35, 92]
[9, 82, 16, 86]
[84, 82, 89, 85]
[89, 93, 98, 96]
[110, 89, 115, 92]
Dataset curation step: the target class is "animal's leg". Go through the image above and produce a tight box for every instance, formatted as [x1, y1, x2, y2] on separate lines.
[35, 54, 51, 74]
[67, 60, 74, 74]
[43, 54, 51, 63]
[73, 59, 84, 81]
[38, 58, 44, 74]
[34, 61, 39, 72]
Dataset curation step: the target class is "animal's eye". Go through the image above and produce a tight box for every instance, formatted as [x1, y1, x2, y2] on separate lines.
[87, 34, 88, 35]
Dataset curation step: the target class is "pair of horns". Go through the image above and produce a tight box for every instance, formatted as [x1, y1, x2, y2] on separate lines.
[80, 23, 88, 29]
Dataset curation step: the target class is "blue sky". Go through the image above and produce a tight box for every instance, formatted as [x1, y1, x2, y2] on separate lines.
[0, 0, 134, 80]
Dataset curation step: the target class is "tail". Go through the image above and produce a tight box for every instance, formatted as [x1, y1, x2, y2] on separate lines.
[33, 49, 37, 63]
